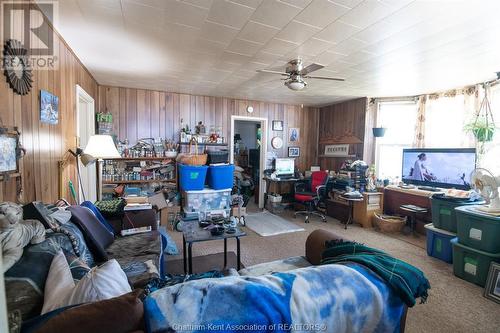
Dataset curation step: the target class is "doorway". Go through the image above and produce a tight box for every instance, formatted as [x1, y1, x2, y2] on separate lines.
[76, 85, 96, 203]
[230, 116, 268, 209]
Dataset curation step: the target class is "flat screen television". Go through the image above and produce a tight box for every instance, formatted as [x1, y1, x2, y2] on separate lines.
[401, 148, 476, 190]
[275, 158, 295, 177]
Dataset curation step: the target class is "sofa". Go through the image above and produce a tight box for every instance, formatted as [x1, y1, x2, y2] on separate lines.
[5, 203, 165, 328]
[15, 228, 412, 333]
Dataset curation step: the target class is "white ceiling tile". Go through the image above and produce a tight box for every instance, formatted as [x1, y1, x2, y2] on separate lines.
[77, 0, 121, 10]
[329, 0, 364, 9]
[199, 21, 239, 44]
[165, 1, 209, 29]
[314, 20, 360, 44]
[230, 0, 264, 9]
[312, 50, 347, 65]
[287, 38, 335, 57]
[279, 0, 313, 9]
[122, 1, 165, 28]
[237, 21, 279, 44]
[250, 0, 302, 29]
[226, 38, 262, 56]
[207, 0, 255, 29]
[180, 0, 214, 10]
[252, 50, 282, 64]
[339, 0, 399, 29]
[220, 51, 253, 65]
[275, 21, 321, 44]
[261, 38, 299, 56]
[329, 37, 367, 55]
[294, 0, 350, 28]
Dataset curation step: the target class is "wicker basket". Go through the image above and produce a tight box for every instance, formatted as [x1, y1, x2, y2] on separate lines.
[181, 139, 207, 166]
[373, 213, 407, 233]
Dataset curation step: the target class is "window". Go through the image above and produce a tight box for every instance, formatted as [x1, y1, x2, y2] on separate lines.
[481, 85, 500, 173]
[375, 101, 418, 180]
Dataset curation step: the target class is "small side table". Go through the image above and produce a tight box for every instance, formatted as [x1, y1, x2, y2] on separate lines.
[400, 204, 428, 236]
[341, 196, 364, 229]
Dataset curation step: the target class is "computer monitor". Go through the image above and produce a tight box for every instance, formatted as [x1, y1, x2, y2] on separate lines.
[275, 158, 295, 177]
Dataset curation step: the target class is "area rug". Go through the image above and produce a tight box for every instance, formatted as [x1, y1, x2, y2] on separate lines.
[245, 211, 305, 237]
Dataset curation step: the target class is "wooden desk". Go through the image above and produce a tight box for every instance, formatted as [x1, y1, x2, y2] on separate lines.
[263, 176, 300, 209]
[353, 192, 384, 228]
[383, 185, 438, 234]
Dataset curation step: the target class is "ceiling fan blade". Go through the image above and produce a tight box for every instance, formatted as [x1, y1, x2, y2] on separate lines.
[299, 63, 324, 75]
[304, 75, 345, 81]
[256, 69, 288, 76]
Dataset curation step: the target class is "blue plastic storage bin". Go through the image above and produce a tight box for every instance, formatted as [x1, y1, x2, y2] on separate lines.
[207, 164, 234, 190]
[425, 223, 456, 263]
[179, 164, 208, 191]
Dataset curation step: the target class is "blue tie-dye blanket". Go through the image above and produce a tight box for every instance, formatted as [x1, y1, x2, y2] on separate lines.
[144, 264, 405, 333]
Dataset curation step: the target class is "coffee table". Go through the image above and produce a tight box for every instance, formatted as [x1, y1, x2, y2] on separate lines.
[182, 220, 246, 274]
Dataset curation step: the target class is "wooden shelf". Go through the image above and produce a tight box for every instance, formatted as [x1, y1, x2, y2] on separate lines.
[103, 157, 175, 161]
[178, 142, 227, 147]
[103, 179, 176, 184]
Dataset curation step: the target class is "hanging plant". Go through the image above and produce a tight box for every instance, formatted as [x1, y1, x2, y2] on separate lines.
[464, 85, 497, 152]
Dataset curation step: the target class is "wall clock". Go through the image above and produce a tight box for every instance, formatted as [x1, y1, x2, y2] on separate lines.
[271, 136, 283, 149]
[3, 39, 33, 95]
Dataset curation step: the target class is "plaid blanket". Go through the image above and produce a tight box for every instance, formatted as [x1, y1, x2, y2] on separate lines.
[321, 240, 430, 307]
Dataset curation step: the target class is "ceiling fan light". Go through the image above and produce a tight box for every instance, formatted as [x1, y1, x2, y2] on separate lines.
[285, 78, 306, 91]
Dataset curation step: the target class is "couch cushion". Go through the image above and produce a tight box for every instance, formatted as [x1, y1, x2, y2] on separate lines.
[32, 289, 144, 333]
[238, 256, 311, 276]
[106, 231, 162, 288]
[51, 221, 95, 267]
[81, 201, 115, 234]
[68, 206, 114, 262]
[42, 251, 75, 314]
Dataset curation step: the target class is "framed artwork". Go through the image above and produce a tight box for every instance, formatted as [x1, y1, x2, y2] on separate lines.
[324, 144, 350, 157]
[484, 262, 500, 304]
[40, 90, 59, 124]
[288, 147, 300, 157]
[0, 131, 19, 173]
[272, 120, 283, 131]
[288, 128, 300, 143]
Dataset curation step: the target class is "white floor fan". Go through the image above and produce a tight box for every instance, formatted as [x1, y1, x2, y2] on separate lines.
[470, 168, 500, 214]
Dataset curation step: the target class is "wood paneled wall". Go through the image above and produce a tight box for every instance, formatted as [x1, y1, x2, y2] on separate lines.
[0, 1, 98, 203]
[318, 98, 374, 171]
[98, 86, 320, 171]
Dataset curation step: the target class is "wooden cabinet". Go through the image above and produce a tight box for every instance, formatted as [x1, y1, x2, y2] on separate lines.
[353, 192, 383, 228]
[383, 185, 434, 234]
[326, 192, 349, 222]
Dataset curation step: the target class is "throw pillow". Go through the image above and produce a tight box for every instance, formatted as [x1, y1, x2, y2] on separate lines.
[80, 201, 115, 234]
[65, 259, 132, 305]
[31, 290, 144, 333]
[67, 206, 114, 262]
[41, 251, 76, 314]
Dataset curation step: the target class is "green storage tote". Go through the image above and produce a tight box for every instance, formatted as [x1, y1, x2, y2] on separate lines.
[451, 237, 500, 287]
[455, 206, 500, 253]
[431, 195, 483, 233]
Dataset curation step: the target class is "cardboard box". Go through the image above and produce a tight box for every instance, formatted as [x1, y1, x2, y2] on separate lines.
[148, 192, 168, 210]
[160, 205, 181, 229]
[231, 206, 246, 217]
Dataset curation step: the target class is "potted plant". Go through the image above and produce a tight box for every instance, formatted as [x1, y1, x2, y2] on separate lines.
[464, 118, 496, 142]
[372, 127, 387, 137]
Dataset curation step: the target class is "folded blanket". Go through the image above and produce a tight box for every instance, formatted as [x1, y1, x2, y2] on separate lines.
[321, 240, 430, 307]
[144, 264, 404, 333]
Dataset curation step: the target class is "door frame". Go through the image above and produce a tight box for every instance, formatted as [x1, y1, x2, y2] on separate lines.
[75, 84, 96, 203]
[230, 115, 268, 209]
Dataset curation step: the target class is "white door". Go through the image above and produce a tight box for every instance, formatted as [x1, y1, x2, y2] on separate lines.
[76, 85, 97, 203]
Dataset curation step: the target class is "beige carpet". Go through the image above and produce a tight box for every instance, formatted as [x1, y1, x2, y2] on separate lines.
[166, 205, 500, 333]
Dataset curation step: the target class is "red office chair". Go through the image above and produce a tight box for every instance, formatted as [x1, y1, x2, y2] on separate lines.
[294, 171, 328, 223]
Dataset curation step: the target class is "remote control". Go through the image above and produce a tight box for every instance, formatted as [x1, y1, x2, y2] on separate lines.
[120, 226, 152, 236]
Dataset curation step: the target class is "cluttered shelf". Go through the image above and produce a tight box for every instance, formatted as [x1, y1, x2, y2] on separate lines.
[103, 179, 176, 184]
[178, 142, 227, 147]
[103, 157, 176, 161]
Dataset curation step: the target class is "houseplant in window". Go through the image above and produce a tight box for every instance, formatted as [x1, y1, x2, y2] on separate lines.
[464, 87, 497, 153]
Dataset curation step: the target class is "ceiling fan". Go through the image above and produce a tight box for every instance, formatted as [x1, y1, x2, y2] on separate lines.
[257, 59, 344, 91]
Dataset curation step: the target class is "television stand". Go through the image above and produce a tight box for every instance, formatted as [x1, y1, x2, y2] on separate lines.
[417, 186, 441, 192]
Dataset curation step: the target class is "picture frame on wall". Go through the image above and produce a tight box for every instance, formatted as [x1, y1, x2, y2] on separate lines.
[289, 128, 299, 143]
[484, 262, 500, 304]
[0, 130, 19, 174]
[324, 144, 350, 157]
[272, 120, 283, 131]
[288, 147, 300, 157]
[40, 90, 59, 125]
